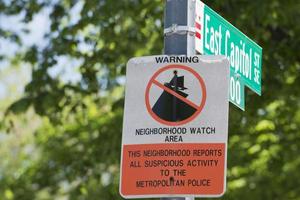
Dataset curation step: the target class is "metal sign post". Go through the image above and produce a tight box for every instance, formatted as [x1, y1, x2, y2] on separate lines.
[164, 0, 195, 200]
[164, 0, 195, 56]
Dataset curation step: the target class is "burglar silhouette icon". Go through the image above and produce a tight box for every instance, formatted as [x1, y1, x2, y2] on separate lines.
[152, 70, 197, 122]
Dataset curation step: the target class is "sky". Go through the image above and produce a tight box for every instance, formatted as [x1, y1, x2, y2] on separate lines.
[0, 8, 50, 100]
[0, 2, 85, 100]
[0, 1, 83, 142]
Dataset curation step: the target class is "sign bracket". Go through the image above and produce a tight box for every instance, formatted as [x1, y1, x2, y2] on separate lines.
[164, 24, 196, 36]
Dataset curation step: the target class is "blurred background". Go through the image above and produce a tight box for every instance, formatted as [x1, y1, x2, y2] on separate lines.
[0, 0, 300, 199]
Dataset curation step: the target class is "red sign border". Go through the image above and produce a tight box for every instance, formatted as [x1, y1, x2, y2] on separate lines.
[145, 64, 207, 126]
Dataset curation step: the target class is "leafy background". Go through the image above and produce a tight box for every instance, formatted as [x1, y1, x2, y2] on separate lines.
[0, 0, 300, 199]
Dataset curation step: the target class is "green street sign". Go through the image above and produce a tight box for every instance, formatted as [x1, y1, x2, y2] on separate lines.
[230, 70, 245, 110]
[195, 0, 262, 110]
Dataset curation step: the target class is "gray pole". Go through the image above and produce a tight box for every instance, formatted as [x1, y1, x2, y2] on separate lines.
[162, 0, 195, 200]
[164, 0, 195, 56]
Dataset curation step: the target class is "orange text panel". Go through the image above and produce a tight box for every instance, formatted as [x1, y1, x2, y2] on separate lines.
[121, 143, 226, 196]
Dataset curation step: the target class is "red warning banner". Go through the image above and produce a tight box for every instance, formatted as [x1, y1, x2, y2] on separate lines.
[120, 143, 226, 197]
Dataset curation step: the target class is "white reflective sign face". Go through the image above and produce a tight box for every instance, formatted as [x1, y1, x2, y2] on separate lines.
[120, 55, 229, 198]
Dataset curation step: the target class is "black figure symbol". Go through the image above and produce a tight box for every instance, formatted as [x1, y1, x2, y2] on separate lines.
[152, 70, 197, 122]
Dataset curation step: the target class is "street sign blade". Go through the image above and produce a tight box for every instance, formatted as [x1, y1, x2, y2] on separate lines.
[229, 70, 245, 111]
[195, 0, 262, 110]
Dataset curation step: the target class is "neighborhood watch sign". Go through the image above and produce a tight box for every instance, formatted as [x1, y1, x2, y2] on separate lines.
[195, 0, 262, 110]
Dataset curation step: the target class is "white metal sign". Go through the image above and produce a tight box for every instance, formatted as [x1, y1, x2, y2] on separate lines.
[120, 55, 229, 198]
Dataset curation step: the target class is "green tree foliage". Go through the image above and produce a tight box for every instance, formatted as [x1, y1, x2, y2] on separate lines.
[0, 0, 300, 199]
